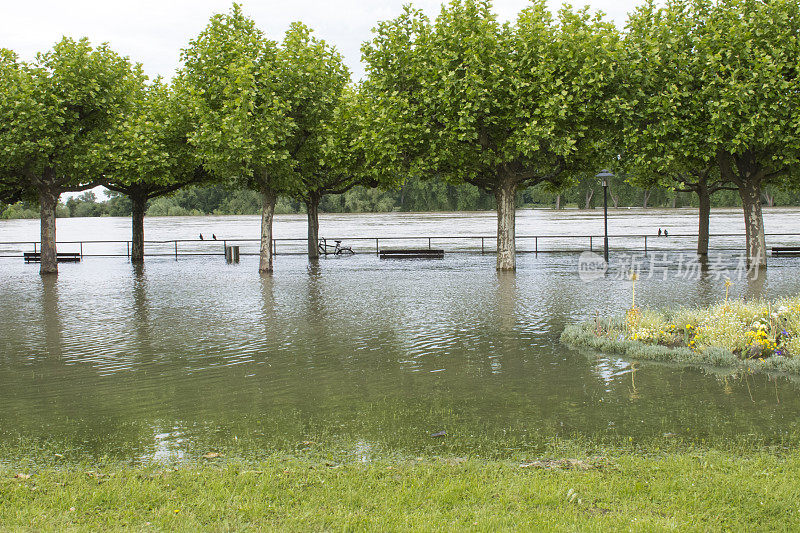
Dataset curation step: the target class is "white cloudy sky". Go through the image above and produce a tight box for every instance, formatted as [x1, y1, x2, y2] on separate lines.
[1, 0, 640, 81]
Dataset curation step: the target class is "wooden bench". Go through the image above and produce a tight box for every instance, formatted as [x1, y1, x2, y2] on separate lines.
[772, 247, 800, 256]
[379, 248, 444, 259]
[24, 252, 81, 263]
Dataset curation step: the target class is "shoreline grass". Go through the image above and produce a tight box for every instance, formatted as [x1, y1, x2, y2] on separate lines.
[562, 294, 800, 376]
[3, 448, 800, 531]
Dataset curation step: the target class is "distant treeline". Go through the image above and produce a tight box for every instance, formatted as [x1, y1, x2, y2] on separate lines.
[2, 175, 796, 220]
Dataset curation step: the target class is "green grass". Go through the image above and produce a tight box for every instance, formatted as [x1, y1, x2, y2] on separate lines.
[2, 449, 800, 531]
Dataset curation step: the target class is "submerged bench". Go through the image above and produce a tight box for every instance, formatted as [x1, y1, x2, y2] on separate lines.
[23, 252, 81, 263]
[379, 248, 444, 259]
[772, 246, 800, 256]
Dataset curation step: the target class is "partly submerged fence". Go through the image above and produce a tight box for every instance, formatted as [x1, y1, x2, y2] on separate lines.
[1, 233, 800, 259]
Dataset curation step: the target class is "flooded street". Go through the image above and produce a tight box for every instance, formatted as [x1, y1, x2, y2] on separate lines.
[2, 208, 800, 461]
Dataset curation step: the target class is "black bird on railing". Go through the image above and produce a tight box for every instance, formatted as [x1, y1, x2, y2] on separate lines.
[199, 234, 204, 240]
[664, 229, 669, 237]
[658, 228, 662, 236]
[212, 234, 217, 240]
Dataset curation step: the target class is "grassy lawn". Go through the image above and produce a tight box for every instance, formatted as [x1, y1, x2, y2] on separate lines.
[2, 449, 799, 531]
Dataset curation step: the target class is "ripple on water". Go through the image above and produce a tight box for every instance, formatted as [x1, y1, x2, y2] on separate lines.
[2, 246, 800, 455]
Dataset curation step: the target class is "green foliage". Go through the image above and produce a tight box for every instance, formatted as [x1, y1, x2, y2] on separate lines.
[103, 77, 206, 199]
[65, 192, 106, 217]
[0, 38, 144, 194]
[0, 201, 40, 219]
[617, 0, 710, 179]
[702, 0, 800, 179]
[362, 0, 619, 191]
[276, 23, 358, 202]
[618, 0, 800, 259]
[180, 4, 294, 194]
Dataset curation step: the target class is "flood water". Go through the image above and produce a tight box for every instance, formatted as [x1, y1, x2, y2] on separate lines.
[2, 208, 800, 462]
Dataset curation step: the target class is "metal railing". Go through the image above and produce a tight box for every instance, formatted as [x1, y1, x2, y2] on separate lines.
[1, 233, 800, 260]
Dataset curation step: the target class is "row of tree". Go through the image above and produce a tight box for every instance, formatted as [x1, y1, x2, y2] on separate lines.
[1, 0, 798, 274]
[0, 7, 383, 273]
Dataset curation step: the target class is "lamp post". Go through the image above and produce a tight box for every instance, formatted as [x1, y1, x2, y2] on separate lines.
[596, 169, 613, 263]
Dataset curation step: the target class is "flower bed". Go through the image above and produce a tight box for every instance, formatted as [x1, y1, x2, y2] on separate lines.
[561, 296, 800, 375]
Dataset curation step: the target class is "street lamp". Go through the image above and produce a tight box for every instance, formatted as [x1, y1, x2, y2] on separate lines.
[595, 169, 614, 263]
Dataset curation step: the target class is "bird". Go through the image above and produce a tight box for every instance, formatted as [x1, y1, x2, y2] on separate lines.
[658, 228, 662, 236]
[664, 229, 669, 237]
[199, 234, 204, 240]
[212, 234, 217, 240]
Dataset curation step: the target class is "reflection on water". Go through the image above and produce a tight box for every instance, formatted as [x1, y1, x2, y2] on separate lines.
[2, 231, 800, 460]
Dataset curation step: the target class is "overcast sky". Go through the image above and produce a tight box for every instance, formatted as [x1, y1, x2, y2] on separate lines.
[1, 0, 640, 81]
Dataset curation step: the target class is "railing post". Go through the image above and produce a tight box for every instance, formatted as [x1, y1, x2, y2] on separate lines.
[80, 242, 83, 258]
[376, 238, 379, 256]
[428, 237, 431, 250]
[273, 239, 277, 256]
[126, 241, 130, 259]
[34, 242, 37, 253]
[223, 240, 227, 256]
[174, 240, 178, 261]
[481, 237, 484, 254]
[535, 237, 538, 254]
[589, 236, 593, 252]
[644, 235, 647, 253]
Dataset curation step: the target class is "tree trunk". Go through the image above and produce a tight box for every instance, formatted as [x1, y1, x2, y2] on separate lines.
[306, 194, 320, 260]
[554, 194, 561, 210]
[763, 190, 774, 207]
[697, 183, 711, 257]
[738, 179, 767, 270]
[131, 193, 147, 264]
[642, 189, 651, 209]
[584, 189, 594, 209]
[259, 187, 277, 274]
[38, 188, 59, 275]
[495, 178, 517, 271]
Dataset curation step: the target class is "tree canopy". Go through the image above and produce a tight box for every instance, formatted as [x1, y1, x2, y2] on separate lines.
[361, 0, 619, 269]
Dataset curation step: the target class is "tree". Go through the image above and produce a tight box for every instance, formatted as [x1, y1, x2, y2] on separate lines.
[361, 0, 619, 270]
[705, 0, 800, 268]
[180, 4, 295, 273]
[0, 39, 143, 274]
[620, 0, 800, 269]
[619, 0, 740, 257]
[102, 80, 207, 263]
[273, 23, 356, 260]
